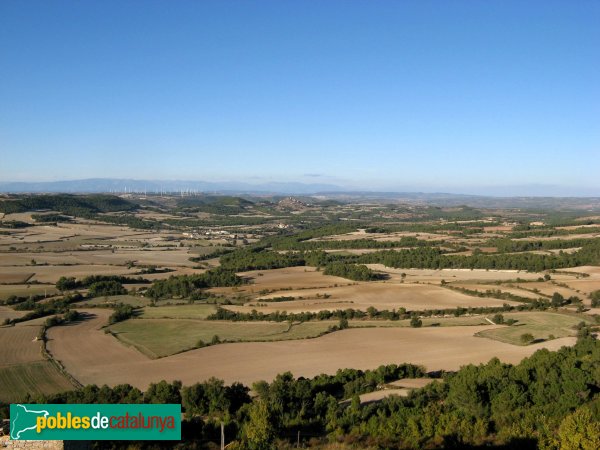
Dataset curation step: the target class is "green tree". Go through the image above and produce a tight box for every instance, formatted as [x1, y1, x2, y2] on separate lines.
[558, 408, 600, 450]
[410, 317, 423, 328]
[520, 333, 534, 344]
[492, 313, 504, 324]
[243, 400, 275, 450]
[144, 380, 181, 404]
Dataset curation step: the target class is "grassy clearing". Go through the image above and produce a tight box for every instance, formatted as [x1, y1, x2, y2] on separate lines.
[0, 284, 57, 300]
[75, 295, 152, 307]
[138, 304, 217, 319]
[476, 311, 592, 345]
[349, 316, 490, 329]
[0, 361, 75, 403]
[108, 319, 335, 358]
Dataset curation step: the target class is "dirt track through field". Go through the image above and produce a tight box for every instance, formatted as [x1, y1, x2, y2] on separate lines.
[47, 309, 575, 389]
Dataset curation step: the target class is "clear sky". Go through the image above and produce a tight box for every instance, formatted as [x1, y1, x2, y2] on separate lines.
[1, 1, 599, 195]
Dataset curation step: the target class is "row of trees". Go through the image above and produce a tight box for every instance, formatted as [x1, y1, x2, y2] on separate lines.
[206, 303, 547, 323]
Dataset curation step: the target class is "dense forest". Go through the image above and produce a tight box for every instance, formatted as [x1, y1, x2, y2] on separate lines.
[145, 268, 245, 300]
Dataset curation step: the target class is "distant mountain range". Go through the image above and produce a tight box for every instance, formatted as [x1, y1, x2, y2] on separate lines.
[0, 179, 599, 209]
[0, 178, 345, 195]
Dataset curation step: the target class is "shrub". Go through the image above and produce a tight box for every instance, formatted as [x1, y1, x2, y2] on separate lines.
[410, 317, 423, 328]
[520, 333, 534, 344]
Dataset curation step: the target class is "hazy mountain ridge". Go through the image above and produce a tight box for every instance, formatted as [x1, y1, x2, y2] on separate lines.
[1, 179, 599, 209]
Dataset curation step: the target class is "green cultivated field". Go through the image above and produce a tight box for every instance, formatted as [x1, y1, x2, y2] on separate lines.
[75, 295, 152, 307]
[476, 311, 592, 345]
[350, 316, 490, 329]
[0, 284, 57, 300]
[108, 319, 335, 358]
[138, 304, 217, 319]
[0, 361, 75, 403]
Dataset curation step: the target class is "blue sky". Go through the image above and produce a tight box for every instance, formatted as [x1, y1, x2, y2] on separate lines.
[1, 1, 599, 195]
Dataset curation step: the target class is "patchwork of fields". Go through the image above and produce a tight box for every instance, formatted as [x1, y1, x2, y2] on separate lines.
[1, 195, 599, 403]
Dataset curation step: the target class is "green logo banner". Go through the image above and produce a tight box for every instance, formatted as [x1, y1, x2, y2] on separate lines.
[10, 404, 181, 441]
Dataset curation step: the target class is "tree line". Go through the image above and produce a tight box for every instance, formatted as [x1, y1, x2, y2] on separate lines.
[206, 303, 548, 323]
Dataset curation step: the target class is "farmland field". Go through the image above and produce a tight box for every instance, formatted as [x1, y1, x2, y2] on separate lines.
[475, 311, 594, 345]
[0, 322, 45, 365]
[108, 318, 335, 358]
[0, 320, 75, 403]
[0, 361, 75, 403]
[137, 304, 218, 319]
[0, 284, 57, 300]
[47, 310, 576, 389]
[2, 193, 599, 413]
[228, 282, 521, 313]
[0, 305, 25, 321]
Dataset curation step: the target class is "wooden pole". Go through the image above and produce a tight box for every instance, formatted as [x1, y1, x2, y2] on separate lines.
[221, 421, 225, 450]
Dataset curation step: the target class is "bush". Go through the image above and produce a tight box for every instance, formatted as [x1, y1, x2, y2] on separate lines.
[410, 317, 423, 328]
[520, 333, 534, 344]
[89, 281, 127, 298]
[109, 304, 135, 324]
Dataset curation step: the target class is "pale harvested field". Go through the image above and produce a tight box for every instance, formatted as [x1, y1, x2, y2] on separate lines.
[324, 249, 383, 255]
[514, 233, 600, 241]
[483, 225, 514, 232]
[559, 280, 600, 297]
[311, 231, 450, 242]
[0, 252, 95, 266]
[0, 265, 136, 283]
[354, 389, 411, 403]
[0, 322, 44, 366]
[47, 311, 575, 389]
[365, 265, 559, 283]
[388, 378, 437, 389]
[514, 282, 581, 298]
[0, 248, 197, 268]
[80, 249, 196, 267]
[450, 283, 544, 300]
[0, 305, 25, 321]
[355, 378, 437, 404]
[234, 283, 521, 313]
[1, 213, 35, 222]
[561, 266, 600, 278]
[210, 267, 353, 296]
[558, 223, 600, 230]
[0, 272, 34, 283]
